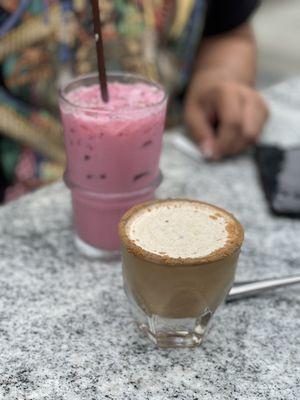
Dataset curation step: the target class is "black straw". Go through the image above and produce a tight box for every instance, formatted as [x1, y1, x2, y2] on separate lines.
[91, 0, 109, 102]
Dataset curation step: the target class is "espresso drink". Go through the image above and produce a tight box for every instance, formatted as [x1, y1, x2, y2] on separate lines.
[119, 199, 244, 348]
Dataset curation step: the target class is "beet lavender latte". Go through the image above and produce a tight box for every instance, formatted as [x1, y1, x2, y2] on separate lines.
[59, 73, 167, 255]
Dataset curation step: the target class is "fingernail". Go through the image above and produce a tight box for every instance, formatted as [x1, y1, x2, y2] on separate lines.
[201, 143, 213, 159]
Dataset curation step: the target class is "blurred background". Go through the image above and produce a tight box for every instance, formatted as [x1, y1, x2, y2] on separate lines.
[254, 0, 300, 88]
[0, 0, 299, 204]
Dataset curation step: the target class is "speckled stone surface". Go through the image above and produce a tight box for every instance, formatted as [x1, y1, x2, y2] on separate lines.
[0, 81, 299, 399]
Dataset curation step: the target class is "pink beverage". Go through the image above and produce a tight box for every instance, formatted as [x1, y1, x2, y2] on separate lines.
[59, 73, 167, 252]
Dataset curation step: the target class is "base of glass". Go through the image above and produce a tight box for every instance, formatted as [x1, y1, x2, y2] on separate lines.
[137, 319, 207, 348]
[74, 235, 120, 260]
[126, 287, 212, 348]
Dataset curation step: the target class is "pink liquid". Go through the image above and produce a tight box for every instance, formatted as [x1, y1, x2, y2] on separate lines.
[60, 81, 167, 250]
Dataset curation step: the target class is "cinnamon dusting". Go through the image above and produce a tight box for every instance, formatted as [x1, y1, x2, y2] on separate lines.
[119, 199, 244, 266]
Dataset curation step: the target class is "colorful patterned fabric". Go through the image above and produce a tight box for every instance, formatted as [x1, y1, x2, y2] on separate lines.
[0, 0, 207, 201]
[1, 1, 207, 95]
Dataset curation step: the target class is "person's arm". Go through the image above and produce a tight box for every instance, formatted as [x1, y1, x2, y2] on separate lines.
[184, 23, 269, 160]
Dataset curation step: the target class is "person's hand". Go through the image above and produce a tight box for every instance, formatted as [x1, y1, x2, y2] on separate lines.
[184, 77, 269, 160]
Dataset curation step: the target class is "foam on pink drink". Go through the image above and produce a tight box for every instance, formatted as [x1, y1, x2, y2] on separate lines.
[61, 82, 166, 193]
[60, 79, 167, 251]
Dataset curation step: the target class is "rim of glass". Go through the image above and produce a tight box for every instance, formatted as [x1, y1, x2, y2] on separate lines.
[59, 72, 168, 113]
[119, 199, 244, 266]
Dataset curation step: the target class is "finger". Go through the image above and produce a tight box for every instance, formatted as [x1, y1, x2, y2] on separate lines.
[184, 103, 216, 157]
[242, 93, 269, 142]
[229, 134, 250, 155]
[212, 90, 243, 158]
[213, 126, 241, 159]
[216, 86, 243, 128]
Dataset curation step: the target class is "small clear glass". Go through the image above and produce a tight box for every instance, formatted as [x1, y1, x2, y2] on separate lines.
[119, 201, 244, 348]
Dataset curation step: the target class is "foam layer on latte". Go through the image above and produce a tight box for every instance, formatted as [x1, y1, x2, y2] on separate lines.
[125, 200, 236, 259]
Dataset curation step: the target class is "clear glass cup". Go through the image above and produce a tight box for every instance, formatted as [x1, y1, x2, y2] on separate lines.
[59, 73, 167, 256]
[119, 200, 244, 348]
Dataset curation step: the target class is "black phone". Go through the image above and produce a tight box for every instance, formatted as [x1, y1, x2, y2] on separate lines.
[255, 144, 300, 218]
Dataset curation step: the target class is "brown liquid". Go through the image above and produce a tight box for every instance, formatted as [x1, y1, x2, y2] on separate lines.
[123, 247, 240, 318]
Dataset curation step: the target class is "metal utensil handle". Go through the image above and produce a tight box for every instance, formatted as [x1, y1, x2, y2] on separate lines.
[227, 275, 300, 302]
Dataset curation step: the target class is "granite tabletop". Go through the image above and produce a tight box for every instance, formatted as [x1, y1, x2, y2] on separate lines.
[0, 80, 300, 399]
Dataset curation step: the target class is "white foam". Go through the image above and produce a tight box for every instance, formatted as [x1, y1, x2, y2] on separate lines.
[126, 201, 230, 259]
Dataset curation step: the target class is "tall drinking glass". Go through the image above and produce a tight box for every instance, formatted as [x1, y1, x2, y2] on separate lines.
[59, 73, 167, 256]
